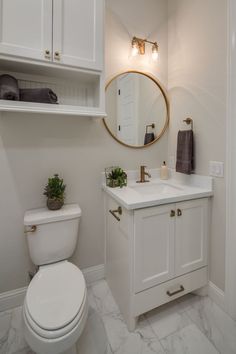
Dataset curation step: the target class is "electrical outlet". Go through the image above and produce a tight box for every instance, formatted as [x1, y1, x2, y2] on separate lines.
[209, 161, 224, 178]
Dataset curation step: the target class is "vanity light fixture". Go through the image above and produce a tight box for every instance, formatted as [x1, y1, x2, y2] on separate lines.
[131, 36, 159, 61]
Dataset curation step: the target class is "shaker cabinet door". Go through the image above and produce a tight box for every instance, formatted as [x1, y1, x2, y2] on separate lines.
[175, 199, 208, 276]
[0, 0, 52, 61]
[53, 0, 103, 70]
[134, 205, 175, 293]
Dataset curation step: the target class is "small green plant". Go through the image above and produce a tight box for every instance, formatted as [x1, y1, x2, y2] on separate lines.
[44, 174, 66, 210]
[107, 167, 127, 188]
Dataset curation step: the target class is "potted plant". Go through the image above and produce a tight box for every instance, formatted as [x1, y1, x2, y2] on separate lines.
[44, 174, 66, 210]
[105, 167, 127, 188]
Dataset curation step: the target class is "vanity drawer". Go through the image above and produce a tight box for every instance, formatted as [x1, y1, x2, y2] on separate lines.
[132, 267, 208, 317]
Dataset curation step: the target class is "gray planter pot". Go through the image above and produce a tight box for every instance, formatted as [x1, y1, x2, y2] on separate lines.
[47, 198, 64, 210]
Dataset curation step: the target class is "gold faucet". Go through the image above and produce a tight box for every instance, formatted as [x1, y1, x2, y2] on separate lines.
[136, 166, 151, 183]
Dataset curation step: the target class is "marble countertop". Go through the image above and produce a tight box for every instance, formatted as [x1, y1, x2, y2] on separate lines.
[102, 169, 213, 210]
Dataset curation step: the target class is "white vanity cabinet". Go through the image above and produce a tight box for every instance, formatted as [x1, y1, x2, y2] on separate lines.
[0, 0, 103, 70]
[105, 195, 209, 331]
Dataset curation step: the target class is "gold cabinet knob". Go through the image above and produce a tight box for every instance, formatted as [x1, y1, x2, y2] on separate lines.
[177, 209, 182, 217]
[54, 51, 61, 60]
[170, 210, 175, 217]
[44, 49, 51, 59]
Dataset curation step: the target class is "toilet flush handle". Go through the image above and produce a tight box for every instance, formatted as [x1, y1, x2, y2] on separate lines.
[24, 225, 37, 234]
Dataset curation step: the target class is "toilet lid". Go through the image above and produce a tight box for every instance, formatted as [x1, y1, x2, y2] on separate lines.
[26, 261, 86, 331]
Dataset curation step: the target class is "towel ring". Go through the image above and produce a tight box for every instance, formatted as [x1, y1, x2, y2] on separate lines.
[183, 117, 193, 130]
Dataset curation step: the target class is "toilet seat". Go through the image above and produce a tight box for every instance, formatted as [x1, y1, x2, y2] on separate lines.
[24, 261, 86, 338]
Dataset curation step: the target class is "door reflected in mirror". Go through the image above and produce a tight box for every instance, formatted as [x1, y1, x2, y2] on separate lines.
[103, 71, 169, 148]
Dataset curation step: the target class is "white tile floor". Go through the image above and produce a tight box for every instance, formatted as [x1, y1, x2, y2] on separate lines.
[1, 279, 236, 354]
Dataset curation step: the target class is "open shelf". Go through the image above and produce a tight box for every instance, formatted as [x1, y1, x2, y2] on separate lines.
[0, 63, 106, 118]
[0, 100, 106, 117]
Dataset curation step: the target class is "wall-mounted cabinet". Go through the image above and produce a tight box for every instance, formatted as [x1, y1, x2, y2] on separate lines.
[0, 0, 105, 117]
[0, 0, 103, 71]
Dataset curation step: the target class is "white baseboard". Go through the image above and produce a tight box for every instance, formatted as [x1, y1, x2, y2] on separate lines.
[82, 264, 105, 285]
[208, 281, 226, 311]
[0, 287, 27, 313]
[0, 264, 105, 312]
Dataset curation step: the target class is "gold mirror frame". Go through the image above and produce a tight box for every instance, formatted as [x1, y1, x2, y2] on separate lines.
[103, 70, 170, 149]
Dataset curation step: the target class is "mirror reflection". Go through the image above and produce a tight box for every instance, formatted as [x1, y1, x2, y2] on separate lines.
[104, 71, 169, 148]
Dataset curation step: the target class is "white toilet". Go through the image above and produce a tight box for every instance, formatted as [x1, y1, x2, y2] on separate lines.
[23, 204, 88, 354]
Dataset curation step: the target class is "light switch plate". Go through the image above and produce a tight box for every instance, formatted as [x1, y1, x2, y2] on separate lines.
[209, 161, 224, 178]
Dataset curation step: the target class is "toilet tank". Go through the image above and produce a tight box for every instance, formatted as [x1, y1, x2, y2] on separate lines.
[24, 204, 81, 266]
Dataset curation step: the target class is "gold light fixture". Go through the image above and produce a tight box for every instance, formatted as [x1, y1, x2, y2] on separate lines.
[131, 36, 159, 61]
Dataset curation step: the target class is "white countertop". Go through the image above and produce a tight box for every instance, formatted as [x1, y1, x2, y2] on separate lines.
[102, 169, 213, 210]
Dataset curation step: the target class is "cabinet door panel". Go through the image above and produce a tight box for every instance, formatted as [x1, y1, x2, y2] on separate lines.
[175, 199, 208, 276]
[0, 0, 52, 61]
[134, 205, 175, 293]
[53, 0, 103, 70]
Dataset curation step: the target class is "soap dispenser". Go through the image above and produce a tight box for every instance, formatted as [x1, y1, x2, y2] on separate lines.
[160, 161, 168, 180]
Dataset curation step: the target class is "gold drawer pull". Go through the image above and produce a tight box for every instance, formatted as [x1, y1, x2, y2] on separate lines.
[109, 207, 122, 221]
[170, 210, 175, 217]
[167, 285, 185, 297]
[177, 209, 182, 217]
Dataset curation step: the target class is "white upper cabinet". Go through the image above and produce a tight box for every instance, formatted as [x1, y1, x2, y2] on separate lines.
[53, 0, 103, 70]
[0, 0, 104, 71]
[0, 0, 52, 61]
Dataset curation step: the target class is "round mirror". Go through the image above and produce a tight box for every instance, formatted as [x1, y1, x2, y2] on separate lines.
[103, 71, 169, 148]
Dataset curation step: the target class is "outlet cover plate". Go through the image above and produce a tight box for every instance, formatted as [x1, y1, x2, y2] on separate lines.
[209, 161, 224, 178]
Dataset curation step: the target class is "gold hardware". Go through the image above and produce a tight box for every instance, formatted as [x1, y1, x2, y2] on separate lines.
[146, 123, 155, 134]
[136, 165, 151, 183]
[183, 117, 193, 130]
[131, 37, 159, 58]
[54, 51, 61, 60]
[24, 225, 37, 234]
[177, 209, 182, 217]
[167, 285, 185, 297]
[44, 49, 51, 59]
[109, 206, 122, 221]
[170, 210, 175, 217]
[103, 70, 169, 149]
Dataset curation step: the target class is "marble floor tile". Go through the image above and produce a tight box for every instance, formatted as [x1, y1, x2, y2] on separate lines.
[146, 301, 192, 340]
[1, 280, 236, 354]
[186, 296, 236, 354]
[91, 280, 120, 316]
[101, 312, 164, 354]
[160, 323, 219, 354]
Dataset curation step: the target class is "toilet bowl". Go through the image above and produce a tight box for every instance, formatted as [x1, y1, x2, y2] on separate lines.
[23, 261, 88, 354]
[23, 204, 87, 354]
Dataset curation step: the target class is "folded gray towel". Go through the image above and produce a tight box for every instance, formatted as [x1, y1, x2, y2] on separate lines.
[0, 74, 20, 101]
[20, 88, 58, 104]
[144, 132, 155, 145]
[176, 130, 194, 175]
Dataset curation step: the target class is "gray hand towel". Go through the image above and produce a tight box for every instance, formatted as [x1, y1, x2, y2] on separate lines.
[176, 130, 194, 175]
[0, 74, 20, 101]
[20, 88, 58, 104]
[144, 132, 155, 145]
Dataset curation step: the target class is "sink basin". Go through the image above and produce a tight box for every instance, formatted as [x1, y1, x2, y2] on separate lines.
[130, 182, 183, 196]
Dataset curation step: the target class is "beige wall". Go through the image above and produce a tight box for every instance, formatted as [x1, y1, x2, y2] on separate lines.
[0, 0, 168, 293]
[168, 0, 227, 290]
